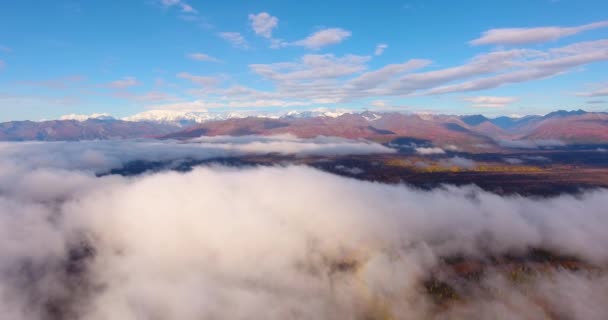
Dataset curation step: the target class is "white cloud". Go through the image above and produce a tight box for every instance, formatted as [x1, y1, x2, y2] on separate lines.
[163, 39, 608, 109]
[108, 77, 140, 89]
[415, 147, 446, 155]
[0, 60, 4, 70]
[470, 20, 608, 46]
[248, 12, 278, 38]
[1, 143, 608, 319]
[576, 86, 608, 97]
[464, 96, 518, 108]
[294, 28, 351, 50]
[218, 32, 248, 49]
[425, 40, 608, 95]
[187, 53, 220, 62]
[347, 59, 431, 91]
[371, 100, 386, 108]
[148, 98, 312, 110]
[251, 54, 370, 82]
[177, 72, 221, 87]
[160, 0, 196, 13]
[374, 43, 388, 56]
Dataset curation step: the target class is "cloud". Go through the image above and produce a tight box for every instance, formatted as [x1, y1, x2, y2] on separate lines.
[587, 100, 607, 104]
[148, 99, 312, 110]
[249, 12, 278, 38]
[425, 40, 608, 95]
[440, 156, 476, 169]
[158, 38, 608, 109]
[0, 45, 11, 53]
[177, 72, 221, 87]
[374, 43, 388, 56]
[464, 96, 518, 108]
[497, 139, 565, 149]
[218, 32, 248, 49]
[1, 144, 608, 319]
[160, 0, 196, 13]
[108, 77, 140, 89]
[577, 86, 608, 97]
[187, 53, 220, 62]
[347, 59, 431, 91]
[470, 20, 608, 46]
[0, 59, 4, 70]
[294, 28, 351, 50]
[0, 137, 394, 173]
[415, 147, 446, 155]
[251, 54, 370, 83]
[20, 75, 85, 89]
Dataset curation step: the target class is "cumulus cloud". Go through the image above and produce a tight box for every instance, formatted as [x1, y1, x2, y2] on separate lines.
[415, 147, 446, 155]
[374, 43, 388, 56]
[187, 53, 220, 62]
[218, 32, 248, 49]
[294, 28, 351, 49]
[249, 12, 278, 38]
[470, 20, 608, 46]
[464, 96, 518, 108]
[1, 144, 608, 319]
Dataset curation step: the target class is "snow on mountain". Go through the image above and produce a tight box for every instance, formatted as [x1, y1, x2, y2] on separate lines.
[121, 109, 355, 126]
[361, 112, 383, 121]
[284, 109, 353, 119]
[121, 110, 238, 126]
[60, 113, 115, 121]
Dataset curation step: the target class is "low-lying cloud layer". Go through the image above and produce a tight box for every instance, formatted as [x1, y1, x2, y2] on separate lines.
[0, 139, 607, 319]
[0, 135, 394, 172]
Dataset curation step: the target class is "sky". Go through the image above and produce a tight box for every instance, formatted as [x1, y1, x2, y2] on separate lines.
[0, 0, 607, 121]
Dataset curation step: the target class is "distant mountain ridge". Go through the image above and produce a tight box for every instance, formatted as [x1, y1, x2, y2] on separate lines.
[1, 110, 607, 148]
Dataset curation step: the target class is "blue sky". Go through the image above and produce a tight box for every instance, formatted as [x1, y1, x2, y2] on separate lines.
[0, 0, 607, 121]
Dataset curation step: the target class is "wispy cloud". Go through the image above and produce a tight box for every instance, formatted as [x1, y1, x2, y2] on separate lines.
[187, 53, 220, 62]
[20, 75, 85, 89]
[108, 77, 140, 89]
[218, 32, 248, 49]
[374, 43, 388, 56]
[293, 28, 351, 50]
[576, 85, 608, 97]
[470, 20, 608, 46]
[159, 0, 196, 13]
[176, 72, 221, 87]
[464, 96, 518, 108]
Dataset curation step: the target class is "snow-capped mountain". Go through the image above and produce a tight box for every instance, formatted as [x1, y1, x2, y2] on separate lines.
[57, 109, 357, 127]
[121, 110, 246, 127]
[121, 109, 356, 126]
[60, 113, 115, 121]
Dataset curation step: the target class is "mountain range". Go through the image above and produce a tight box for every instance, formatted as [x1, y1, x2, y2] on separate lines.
[1, 109, 607, 149]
